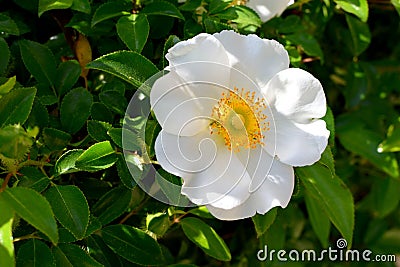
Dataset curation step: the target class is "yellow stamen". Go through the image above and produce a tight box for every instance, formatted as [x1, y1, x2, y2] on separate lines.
[210, 87, 269, 152]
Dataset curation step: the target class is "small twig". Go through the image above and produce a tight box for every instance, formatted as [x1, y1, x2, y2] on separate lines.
[13, 233, 41, 243]
[0, 173, 13, 192]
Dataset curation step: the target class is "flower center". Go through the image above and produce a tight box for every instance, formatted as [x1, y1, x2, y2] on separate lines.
[210, 88, 269, 151]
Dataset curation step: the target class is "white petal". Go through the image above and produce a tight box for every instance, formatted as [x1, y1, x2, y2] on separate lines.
[263, 68, 327, 123]
[155, 129, 217, 176]
[166, 33, 231, 86]
[247, 0, 292, 22]
[155, 130, 252, 209]
[150, 71, 223, 136]
[264, 112, 329, 166]
[206, 157, 294, 220]
[213, 30, 289, 90]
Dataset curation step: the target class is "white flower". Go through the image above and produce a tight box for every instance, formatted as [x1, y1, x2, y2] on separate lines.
[150, 30, 329, 220]
[247, 0, 294, 22]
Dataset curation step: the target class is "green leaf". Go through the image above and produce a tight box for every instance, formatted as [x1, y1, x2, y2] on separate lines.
[55, 244, 103, 267]
[252, 208, 277, 238]
[54, 149, 84, 176]
[19, 40, 57, 87]
[71, 0, 91, 14]
[75, 141, 117, 172]
[0, 125, 33, 160]
[345, 14, 371, 56]
[297, 164, 354, 247]
[142, 1, 185, 20]
[91, 102, 113, 123]
[0, 187, 58, 244]
[0, 87, 36, 127]
[86, 51, 158, 94]
[0, 199, 14, 267]
[92, 186, 132, 225]
[60, 87, 93, 134]
[101, 224, 165, 265]
[99, 90, 128, 115]
[116, 154, 137, 189]
[0, 14, 19, 35]
[87, 120, 112, 142]
[218, 6, 261, 33]
[204, 18, 234, 34]
[0, 76, 16, 97]
[44, 185, 89, 239]
[378, 121, 400, 153]
[146, 212, 170, 236]
[116, 14, 149, 53]
[285, 32, 324, 63]
[392, 0, 400, 16]
[0, 38, 10, 75]
[43, 128, 71, 150]
[181, 217, 231, 261]
[304, 193, 331, 247]
[91, 1, 130, 27]
[55, 60, 82, 96]
[334, 0, 369, 22]
[338, 125, 399, 178]
[38, 0, 73, 16]
[162, 35, 180, 69]
[180, 0, 202, 11]
[87, 235, 121, 267]
[113, 127, 143, 151]
[18, 167, 50, 192]
[16, 239, 55, 267]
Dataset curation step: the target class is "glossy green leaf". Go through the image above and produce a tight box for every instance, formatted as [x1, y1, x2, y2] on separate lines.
[75, 141, 117, 172]
[91, 102, 113, 123]
[116, 154, 137, 189]
[304, 193, 331, 247]
[378, 121, 400, 153]
[38, 0, 73, 16]
[43, 127, 71, 150]
[297, 164, 354, 247]
[285, 32, 324, 63]
[87, 120, 112, 142]
[87, 235, 122, 267]
[16, 239, 55, 267]
[18, 166, 50, 192]
[60, 87, 93, 134]
[0, 76, 16, 97]
[392, 0, 400, 16]
[55, 244, 103, 267]
[55, 60, 82, 96]
[346, 14, 371, 56]
[115, 127, 143, 151]
[101, 224, 165, 265]
[338, 125, 399, 178]
[0, 87, 36, 127]
[0, 38, 10, 75]
[146, 212, 170, 236]
[99, 90, 128, 115]
[44, 185, 89, 239]
[0, 199, 14, 267]
[86, 51, 158, 94]
[0, 14, 19, 35]
[252, 208, 277, 238]
[117, 14, 149, 53]
[0, 187, 58, 244]
[204, 18, 234, 34]
[92, 186, 131, 225]
[19, 40, 57, 86]
[219, 6, 261, 33]
[54, 149, 84, 176]
[188, 206, 214, 219]
[181, 217, 231, 261]
[162, 35, 180, 69]
[335, 0, 369, 22]
[91, 1, 130, 27]
[142, 1, 185, 20]
[0, 125, 33, 160]
[71, 0, 91, 13]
